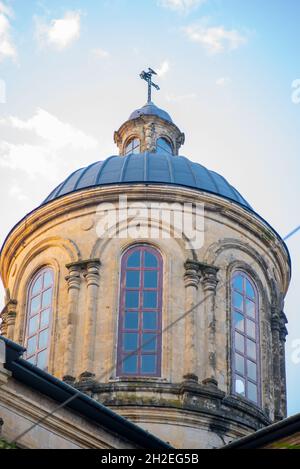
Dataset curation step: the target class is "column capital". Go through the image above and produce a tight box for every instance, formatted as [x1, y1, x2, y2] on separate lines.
[84, 259, 101, 288]
[65, 263, 82, 291]
[184, 260, 200, 289]
[200, 264, 219, 292]
[0, 300, 17, 337]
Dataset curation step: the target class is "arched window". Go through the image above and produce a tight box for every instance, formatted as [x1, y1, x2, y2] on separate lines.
[231, 271, 260, 405]
[25, 268, 54, 370]
[117, 245, 163, 377]
[125, 138, 140, 155]
[156, 137, 173, 155]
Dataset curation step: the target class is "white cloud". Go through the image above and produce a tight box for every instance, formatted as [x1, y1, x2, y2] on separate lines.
[36, 11, 81, 50]
[183, 23, 247, 54]
[216, 77, 231, 87]
[0, 1, 17, 62]
[157, 60, 170, 78]
[2, 109, 97, 150]
[0, 109, 98, 179]
[8, 180, 29, 201]
[158, 0, 206, 14]
[91, 47, 110, 59]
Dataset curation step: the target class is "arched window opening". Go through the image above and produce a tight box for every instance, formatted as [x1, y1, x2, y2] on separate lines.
[25, 268, 54, 370]
[231, 271, 260, 405]
[125, 138, 140, 156]
[156, 137, 173, 155]
[117, 245, 163, 377]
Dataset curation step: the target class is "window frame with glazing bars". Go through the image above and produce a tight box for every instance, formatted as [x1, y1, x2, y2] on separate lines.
[25, 268, 54, 370]
[117, 245, 163, 378]
[231, 270, 261, 407]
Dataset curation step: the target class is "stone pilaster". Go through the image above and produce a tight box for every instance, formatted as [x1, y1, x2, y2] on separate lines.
[271, 309, 282, 421]
[279, 311, 288, 418]
[183, 261, 200, 382]
[0, 300, 17, 340]
[200, 264, 219, 388]
[63, 263, 82, 381]
[82, 260, 101, 375]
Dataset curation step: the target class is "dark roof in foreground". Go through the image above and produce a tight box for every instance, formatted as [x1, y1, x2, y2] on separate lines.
[223, 413, 300, 449]
[0, 335, 171, 450]
[43, 152, 251, 209]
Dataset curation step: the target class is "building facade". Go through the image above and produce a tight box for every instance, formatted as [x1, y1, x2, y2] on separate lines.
[0, 91, 291, 448]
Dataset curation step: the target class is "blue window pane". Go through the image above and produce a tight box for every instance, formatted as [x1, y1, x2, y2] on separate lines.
[127, 251, 141, 268]
[29, 315, 39, 335]
[41, 309, 50, 328]
[32, 276, 43, 295]
[144, 252, 158, 268]
[143, 291, 157, 308]
[125, 138, 140, 156]
[246, 280, 255, 299]
[126, 271, 140, 288]
[247, 319, 256, 339]
[235, 376, 245, 396]
[124, 333, 138, 351]
[38, 329, 49, 350]
[144, 271, 158, 288]
[142, 334, 157, 352]
[27, 356, 36, 365]
[143, 312, 158, 330]
[30, 296, 40, 315]
[125, 291, 139, 308]
[233, 275, 243, 293]
[246, 299, 255, 318]
[42, 289, 52, 309]
[157, 138, 173, 155]
[247, 339, 256, 360]
[248, 381, 258, 403]
[235, 332, 244, 354]
[233, 291, 243, 311]
[141, 355, 156, 373]
[234, 311, 244, 332]
[247, 360, 257, 381]
[37, 350, 47, 370]
[124, 312, 139, 330]
[123, 354, 138, 373]
[235, 353, 245, 375]
[27, 336, 37, 355]
[43, 271, 53, 289]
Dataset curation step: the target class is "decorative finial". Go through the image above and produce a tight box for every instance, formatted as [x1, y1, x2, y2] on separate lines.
[140, 68, 160, 103]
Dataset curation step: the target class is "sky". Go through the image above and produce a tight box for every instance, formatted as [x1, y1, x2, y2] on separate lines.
[0, 0, 299, 415]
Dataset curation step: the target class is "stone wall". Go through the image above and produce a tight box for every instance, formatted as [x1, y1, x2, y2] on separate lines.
[0, 183, 291, 449]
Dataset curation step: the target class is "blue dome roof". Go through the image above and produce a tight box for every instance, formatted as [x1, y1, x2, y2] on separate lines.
[44, 153, 251, 209]
[129, 102, 173, 123]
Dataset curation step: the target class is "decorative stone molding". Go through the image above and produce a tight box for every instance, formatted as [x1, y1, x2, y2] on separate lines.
[184, 260, 201, 289]
[0, 300, 17, 340]
[200, 265, 219, 292]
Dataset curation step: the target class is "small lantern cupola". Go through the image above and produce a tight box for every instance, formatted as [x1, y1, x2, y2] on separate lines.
[114, 68, 185, 156]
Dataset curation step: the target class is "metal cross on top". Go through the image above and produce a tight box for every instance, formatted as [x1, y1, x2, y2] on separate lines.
[140, 68, 160, 103]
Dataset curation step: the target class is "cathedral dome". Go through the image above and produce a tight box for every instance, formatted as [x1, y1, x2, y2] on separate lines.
[129, 102, 173, 123]
[43, 152, 251, 209]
